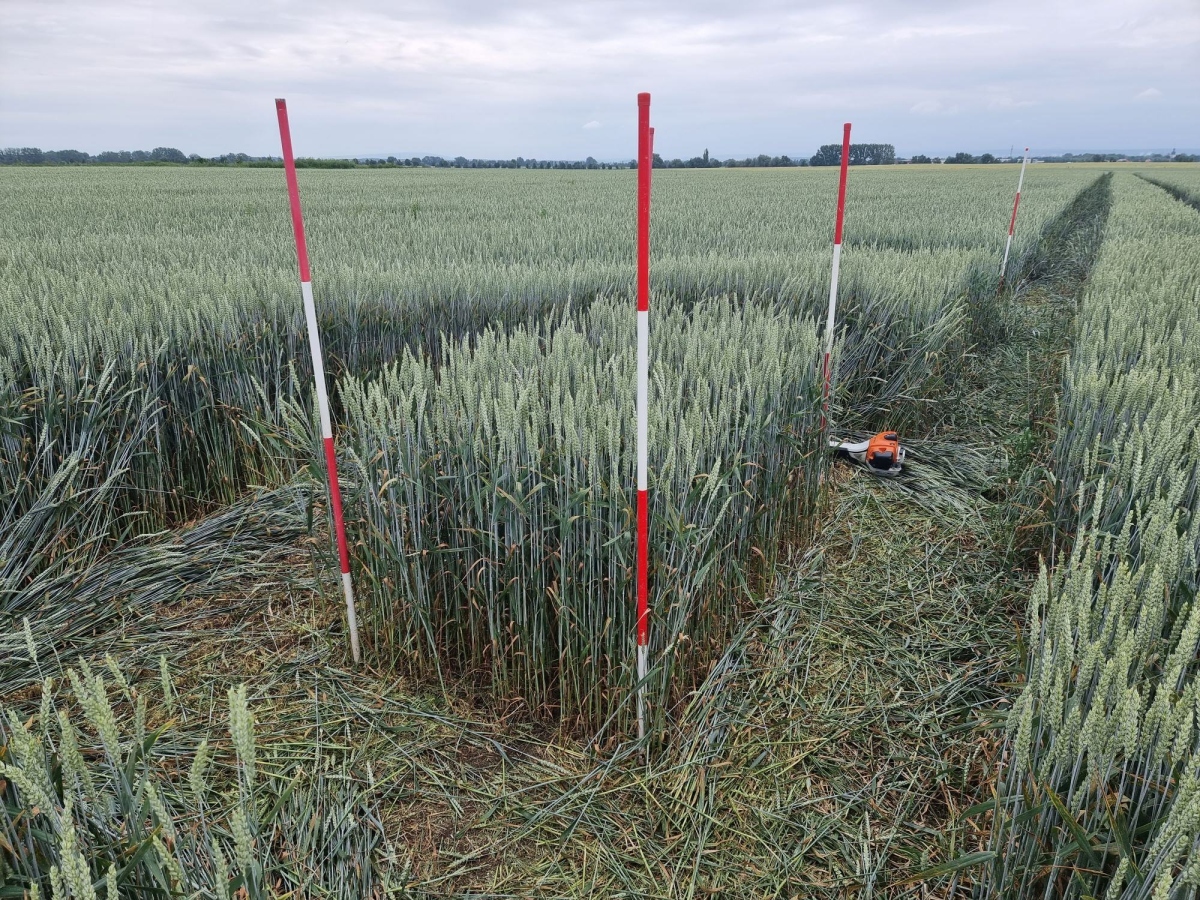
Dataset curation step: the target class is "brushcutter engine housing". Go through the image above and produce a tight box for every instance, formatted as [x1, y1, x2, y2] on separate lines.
[830, 430, 906, 477]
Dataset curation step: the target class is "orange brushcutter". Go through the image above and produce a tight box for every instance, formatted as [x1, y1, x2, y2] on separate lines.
[830, 430, 906, 477]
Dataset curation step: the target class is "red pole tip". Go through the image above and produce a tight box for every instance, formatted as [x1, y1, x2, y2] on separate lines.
[276, 98, 286, 108]
[638, 92, 650, 106]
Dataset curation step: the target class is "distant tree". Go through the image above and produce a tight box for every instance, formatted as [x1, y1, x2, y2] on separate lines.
[151, 147, 187, 163]
[848, 143, 895, 165]
[813, 142, 895, 166]
[979, 153, 997, 164]
[0, 147, 46, 164]
[947, 152, 975, 164]
[585, 156, 598, 169]
[810, 144, 841, 166]
[910, 154, 932, 164]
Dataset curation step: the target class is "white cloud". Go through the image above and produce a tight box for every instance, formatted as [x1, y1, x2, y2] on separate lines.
[583, 120, 601, 129]
[1135, 87, 1162, 100]
[986, 96, 1036, 111]
[910, 99, 959, 116]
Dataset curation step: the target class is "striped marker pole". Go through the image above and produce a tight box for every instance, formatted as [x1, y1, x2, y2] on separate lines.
[275, 98, 362, 664]
[821, 122, 851, 434]
[999, 147, 1029, 284]
[636, 92, 652, 740]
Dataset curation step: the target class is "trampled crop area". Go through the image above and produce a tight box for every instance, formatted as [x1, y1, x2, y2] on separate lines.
[2, 163, 1199, 897]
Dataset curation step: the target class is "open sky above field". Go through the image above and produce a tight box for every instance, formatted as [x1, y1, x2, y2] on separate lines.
[1, 0, 1198, 160]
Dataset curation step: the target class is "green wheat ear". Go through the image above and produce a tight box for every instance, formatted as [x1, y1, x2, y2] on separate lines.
[189, 737, 210, 802]
[228, 683, 257, 788]
[159, 654, 175, 716]
[22, 616, 37, 666]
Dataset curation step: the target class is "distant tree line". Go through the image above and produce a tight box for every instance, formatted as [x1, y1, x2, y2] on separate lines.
[0, 147, 288, 166]
[5, 144, 1193, 169]
[638, 149, 804, 168]
[1038, 151, 1198, 163]
[0, 147, 813, 170]
[1, 146, 193, 165]
[406, 156, 627, 169]
[0, 147, 631, 169]
[928, 151, 1198, 164]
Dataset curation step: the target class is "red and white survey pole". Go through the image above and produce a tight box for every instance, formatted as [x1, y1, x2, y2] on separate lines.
[275, 98, 362, 664]
[999, 147, 1029, 284]
[821, 123, 852, 433]
[635, 92, 652, 739]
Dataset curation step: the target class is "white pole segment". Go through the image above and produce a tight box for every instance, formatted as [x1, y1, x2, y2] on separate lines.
[824, 243, 842, 361]
[1000, 149, 1030, 280]
[342, 572, 360, 660]
[636, 644, 648, 734]
[821, 122, 851, 435]
[301, 281, 334, 439]
[637, 310, 649, 492]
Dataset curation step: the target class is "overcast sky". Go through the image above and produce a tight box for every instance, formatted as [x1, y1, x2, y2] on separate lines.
[2, 0, 1197, 159]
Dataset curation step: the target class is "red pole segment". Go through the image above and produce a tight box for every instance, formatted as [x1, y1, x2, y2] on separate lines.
[636, 92, 652, 739]
[999, 147, 1029, 282]
[275, 98, 362, 664]
[821, 123, 852, 434]
[833, 123, 851, 245]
